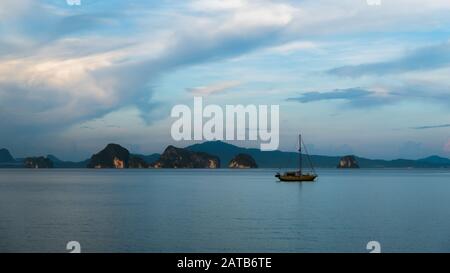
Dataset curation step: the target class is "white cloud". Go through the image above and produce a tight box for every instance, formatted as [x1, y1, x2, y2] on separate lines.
[188, 0, 295, 32]
[268, 41, 318, 54]
[285, 0, 450, 36]
[187, 81, 242, 96]
[0, 0, 32, 20]
[189, 0, 248, 11]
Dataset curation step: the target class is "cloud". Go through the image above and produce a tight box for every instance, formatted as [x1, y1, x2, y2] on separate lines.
[287, 88, 371, 103]
[2, 0, 450, 136]
[328, 42, 450, 77]
[187, 81, 242, 96]
[0, 0, 294, 135]
[411, 124, 450, 130]
[287, 87, 400, 107]
[266, 41, 318, 54]
[287, 82, 450, 108]
[287, 0, 450, 37]
[0, 1, 116, 57]
[189, 0, 247, 11]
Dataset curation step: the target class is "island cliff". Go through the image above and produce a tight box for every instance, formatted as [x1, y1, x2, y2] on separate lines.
[87, 143, 155, 168]
[228, 153, 258, 168]
[151, 145, 220, 168]
[87, 143, 131, 168]
[337, 155, 360, 168]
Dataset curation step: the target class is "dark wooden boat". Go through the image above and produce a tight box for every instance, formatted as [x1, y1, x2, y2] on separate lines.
[275, 134, 318, 182]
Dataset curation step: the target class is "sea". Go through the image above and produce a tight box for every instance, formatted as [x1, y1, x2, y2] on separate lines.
[0, 168, 449, 253]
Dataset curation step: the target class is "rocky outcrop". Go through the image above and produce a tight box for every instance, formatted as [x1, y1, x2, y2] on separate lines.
[0, 148, 15, 163]
[24, 156, 54, 168]
[228, 153, 258, 168]
[337, 155, 360, 168]
[87, 143, 130, 168]
[151, 145, 220, 168]
[86, 144, 155, 169]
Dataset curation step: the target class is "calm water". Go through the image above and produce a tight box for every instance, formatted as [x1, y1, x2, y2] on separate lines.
[0, 169, 450, 253]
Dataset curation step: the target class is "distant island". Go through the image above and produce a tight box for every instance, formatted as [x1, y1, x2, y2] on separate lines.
[1, 141, 450, 169]
[87, 143, 142, 169]
[337, 155, 360, 169]
[228, 153, 258, 168]
[24, 157, 54, 168]
[151, 145, 220, 168]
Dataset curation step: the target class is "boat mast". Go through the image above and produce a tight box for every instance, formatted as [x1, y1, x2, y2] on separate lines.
[298, 134, 302, 174]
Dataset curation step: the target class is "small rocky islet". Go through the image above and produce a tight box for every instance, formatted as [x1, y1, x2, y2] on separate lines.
[87, 143, 131, 168]
[337, 155, 360, 169]
[228, 153, 258, 168]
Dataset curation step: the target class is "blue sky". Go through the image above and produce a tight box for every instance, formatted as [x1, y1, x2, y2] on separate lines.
[0, 0, 449, 160]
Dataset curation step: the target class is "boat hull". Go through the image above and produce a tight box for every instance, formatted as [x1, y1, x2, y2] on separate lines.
[275, 174, 317, 182]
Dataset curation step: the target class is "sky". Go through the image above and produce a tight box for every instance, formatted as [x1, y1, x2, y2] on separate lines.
[0, 0, 449, 160]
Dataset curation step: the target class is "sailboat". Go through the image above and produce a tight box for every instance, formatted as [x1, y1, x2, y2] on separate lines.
[275, 134, 318, 182]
